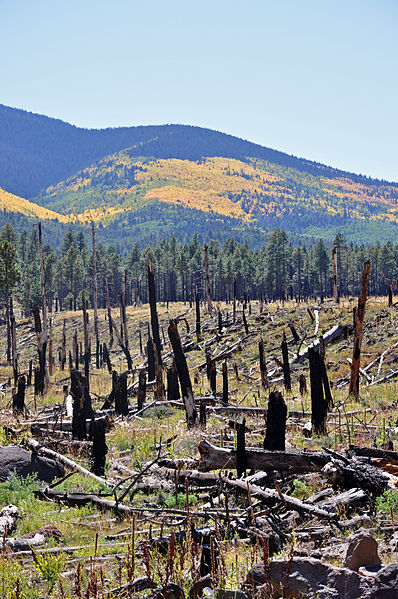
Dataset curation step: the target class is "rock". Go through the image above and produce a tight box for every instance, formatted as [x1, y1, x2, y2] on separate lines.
[343, 533, 381, 571]
[247, 558, 372, 599]
[366, 563, 398, 599]
[0, 446, 63, 483]
[245, 563, 269, 589]
[190, 575, 213, 599]
[0, 505, 19, 535]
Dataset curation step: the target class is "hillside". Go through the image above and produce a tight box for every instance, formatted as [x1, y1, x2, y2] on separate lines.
[2, 104, 398, 247]
[0, 104, 389, 199]
[34, 151, 398, 246]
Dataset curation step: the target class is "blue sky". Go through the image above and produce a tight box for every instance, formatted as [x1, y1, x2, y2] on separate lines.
[1, 0, 398, 180]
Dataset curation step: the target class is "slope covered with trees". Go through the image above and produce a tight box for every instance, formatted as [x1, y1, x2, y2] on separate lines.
[0, 104, 392, 199]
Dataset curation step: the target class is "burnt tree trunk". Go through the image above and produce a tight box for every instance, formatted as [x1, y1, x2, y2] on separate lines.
[236, 418, 246, 478]
[166, 360, 180, 402]
[259, 340, 268, 389]
[103, 343, 112, 374]
[13, 375, 25, 414]
[148, 259, 162, 365]
[281, 331, 291, 392]
[32, 303, 47, 396]
[38, 222, 49, 391]
[82, 291, 90, 384]
[168, 319, 197, 427]
[137, 369, 147, 411]
[349, 261, 371, 398]
[222, 361, 228, 404]
[71, 369, 93, 440]
[147, 333, 155, 381]
[332, 244, 340, 303]
[90, 418, 108, 477]
[309, 346, 327, 435]
[204, 244, 212, 312]
[91, 222, 100, 368]
[195, 291, 201, 340]
[10, 297, 18, 385]
[115, 371, 129, 416]
[263, 391, 287, 451]
[60, 320, 66, 371]
[105, 279, 114, 348]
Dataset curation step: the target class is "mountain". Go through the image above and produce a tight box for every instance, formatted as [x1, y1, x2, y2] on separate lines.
[1, 104, 398, 248]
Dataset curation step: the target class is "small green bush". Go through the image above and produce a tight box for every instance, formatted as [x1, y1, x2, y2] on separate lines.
[375, 489, 398, 515]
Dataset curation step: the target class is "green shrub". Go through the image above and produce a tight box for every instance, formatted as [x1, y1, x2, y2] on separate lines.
[375, 489, 398, 515]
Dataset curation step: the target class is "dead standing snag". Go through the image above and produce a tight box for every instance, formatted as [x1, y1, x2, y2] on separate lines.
[349, 260, 371, 397]
[168, 319, 197, 427]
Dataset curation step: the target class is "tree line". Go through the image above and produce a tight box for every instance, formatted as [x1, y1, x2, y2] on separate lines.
[0, 224, 396, 318]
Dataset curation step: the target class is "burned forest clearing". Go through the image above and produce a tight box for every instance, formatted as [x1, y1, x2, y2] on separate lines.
[1, 286, 398, 599]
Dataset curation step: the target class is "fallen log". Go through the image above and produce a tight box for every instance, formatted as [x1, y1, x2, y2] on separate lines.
[198, 439, 329, 473]
[292, 325, 347, 363]
[25, 438, 113, 487]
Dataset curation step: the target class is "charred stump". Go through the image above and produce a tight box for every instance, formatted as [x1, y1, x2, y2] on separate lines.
[166, 360, 180, 402]
[90, 418, 108, 476]
[137, 369, 147, 411]
[71, 369, 93, 440]
[13, 375, 25, 414]
[263, 391, 287, 451]
[222, 360, 228, 404]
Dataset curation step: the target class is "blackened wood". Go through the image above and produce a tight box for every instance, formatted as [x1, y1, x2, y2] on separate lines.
[195, 291, 201, 339]
[263, 391, 287, 451]
[137, 369, 146, 411]
[103, 342, 112, 374]
[299, 374, 307, 395]
[90, 418, 108, 476]
[104, 279, 114, 347]
[115, 372, 129, 416]
[289, 324, 300, 343]
[82, 291, 90, 384]
[236, 418, 246, 477]
[13, 375, 25, 413]
[60, 320, 66, 371]
[198, 439, 330, 473]
[206, 352, 216, 395]
[71, 369, 94, 440]
[68, 351, 73, 372]
[309, 346, 326, 435]
[27, 360, 32, 386]
[281, 331, 291, 392]
[147, 333, 155, 381]
[222, 361, 228, 404]
[166, 360, 180, 402]
[32, 303, 47, 395]
[73, 330, 78, 371]
[168, 319, 197, 426]
[259, 340, 268, 389]
[242, 307, 249, 335]
[349, 261, 371, 397]
[218, 311, 222, 334]
[119, 290, 130, 362]
[332, 244, 340, 303]
[38, 223, 49, 391]
[139, 330, 143, 355]
[91, 222, 100, 368]
[233, 279, 237, 323]
[153, 341, 165, 400]
[388, 283, 393, 308]
[10, 299, 18, 385]
[199, 399, 206, 428]
[148, 259, 162, 365]
[204, 244, 212, 312]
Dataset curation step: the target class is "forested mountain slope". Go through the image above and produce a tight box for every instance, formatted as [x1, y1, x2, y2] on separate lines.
[0, 104, 388, 198]
[1, 104, 398, 248]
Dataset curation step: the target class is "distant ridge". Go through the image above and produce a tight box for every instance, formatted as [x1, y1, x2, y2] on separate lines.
[0, 104, 392, 199]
